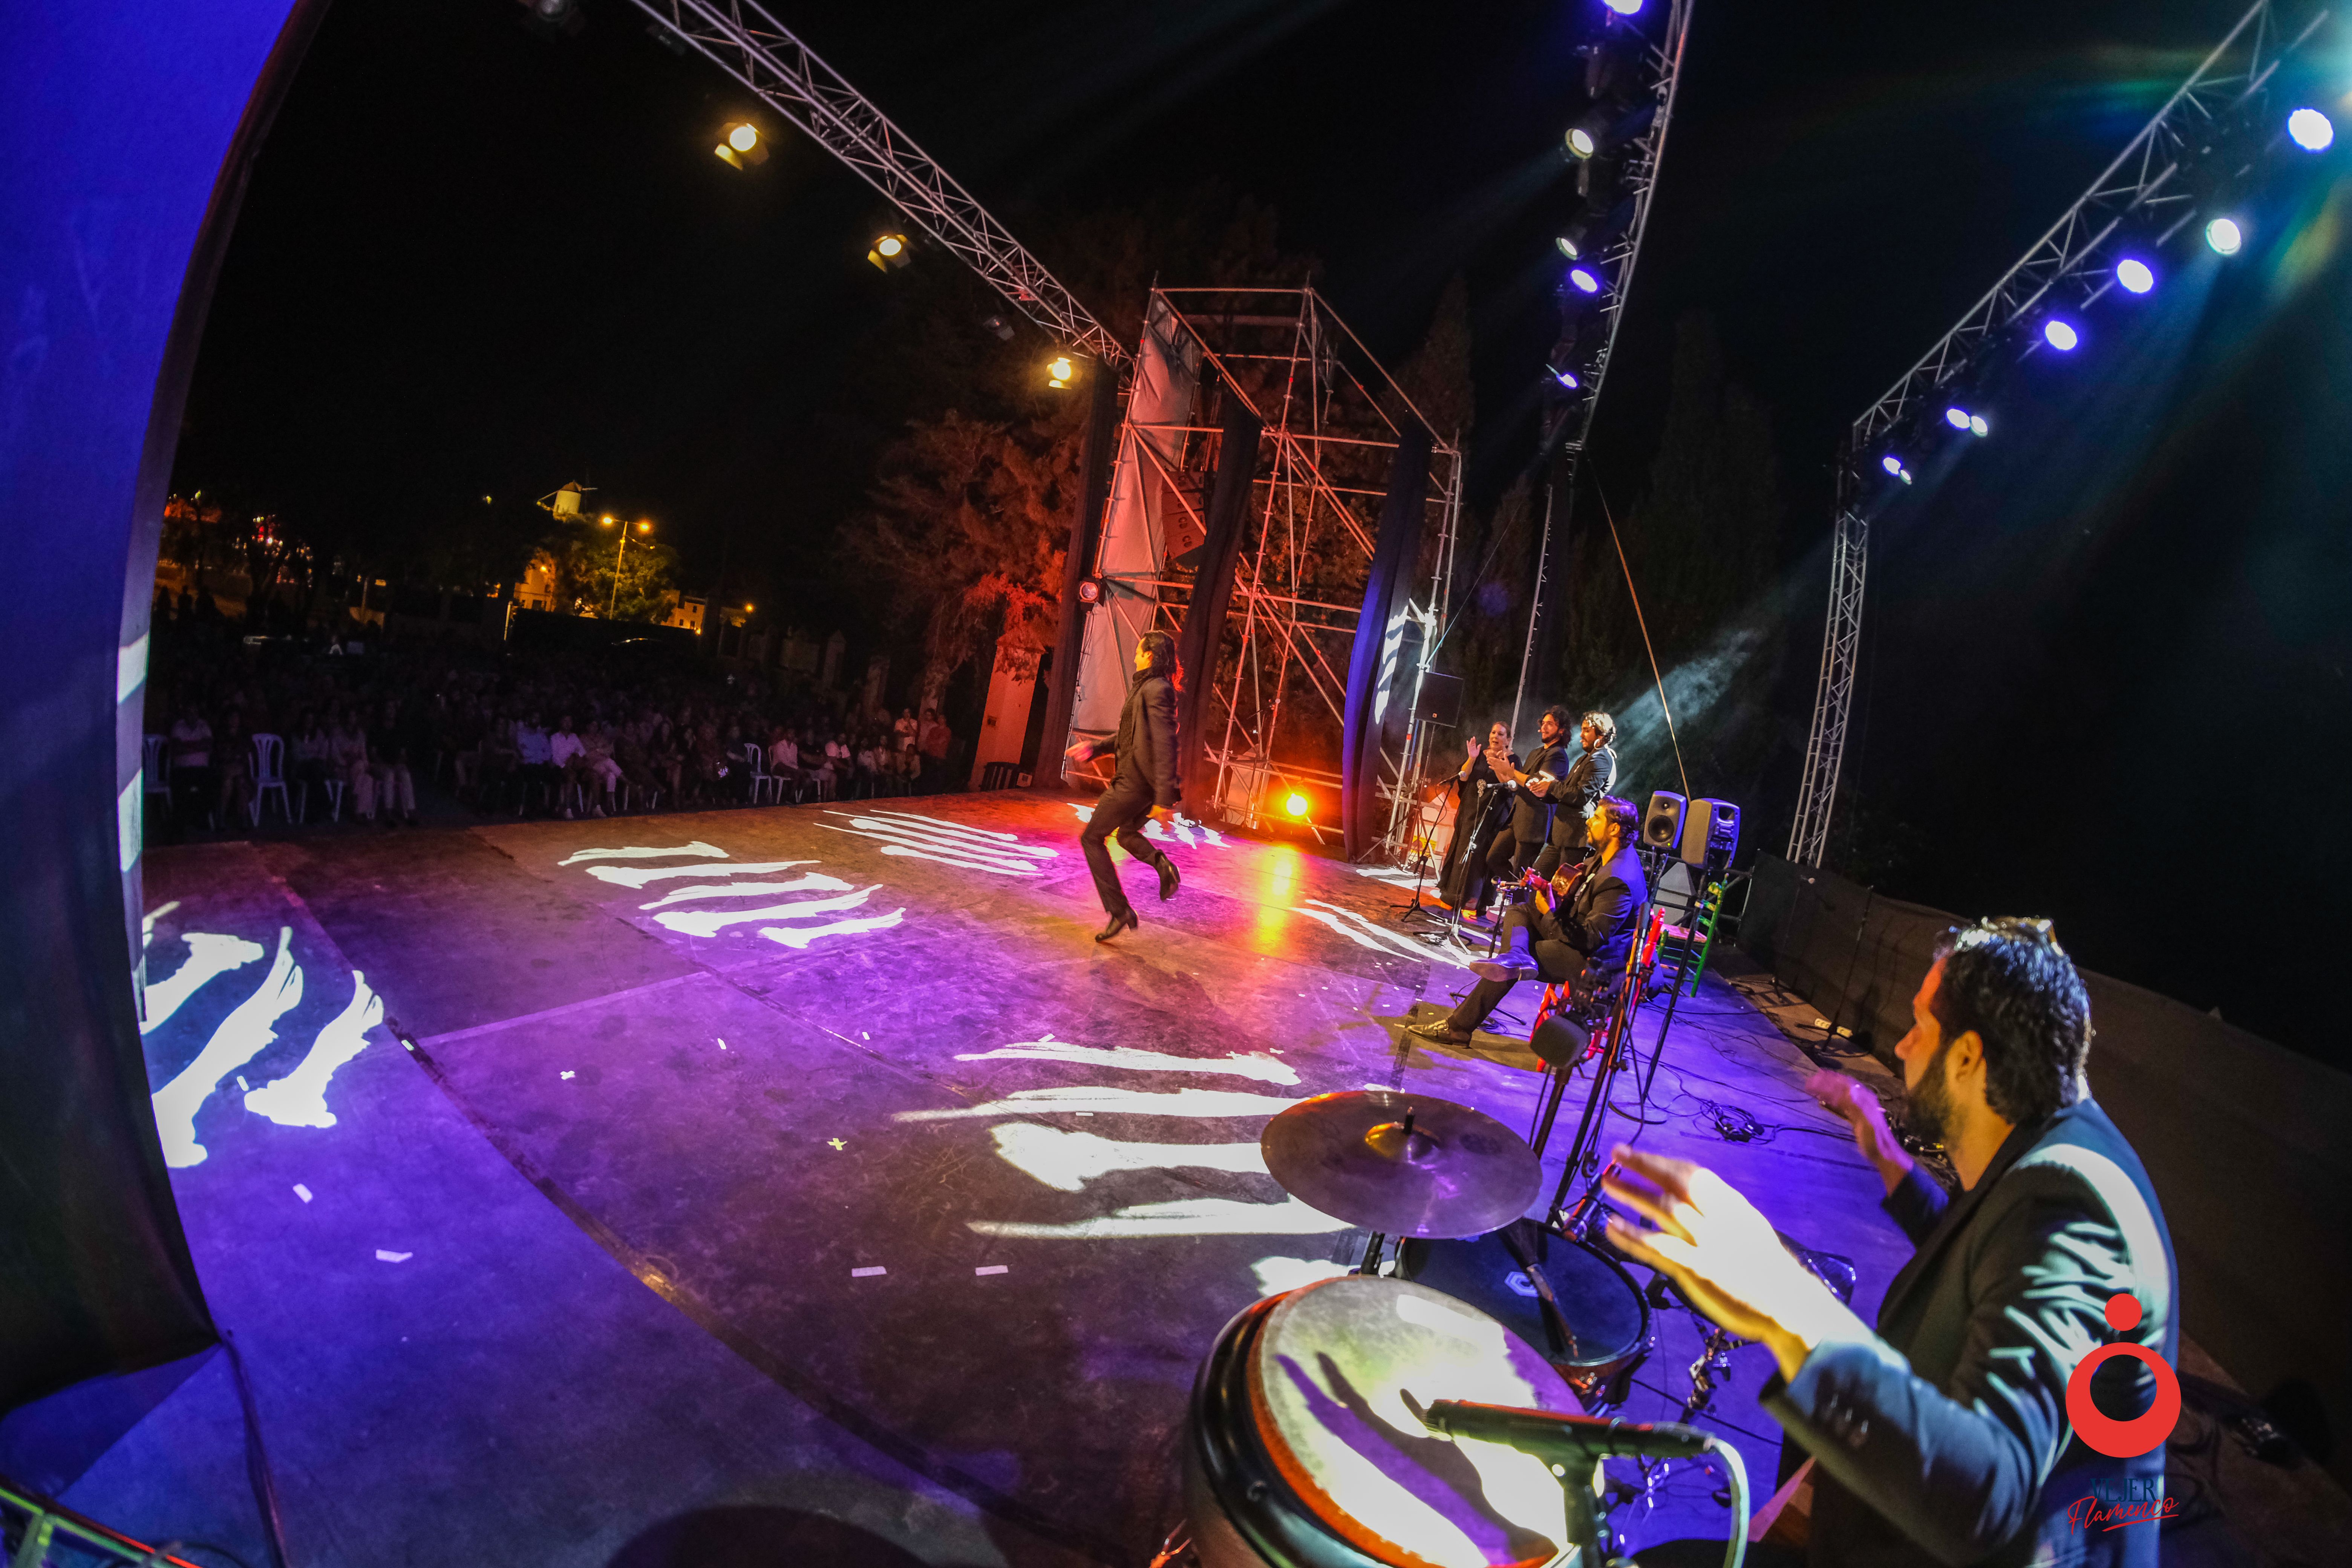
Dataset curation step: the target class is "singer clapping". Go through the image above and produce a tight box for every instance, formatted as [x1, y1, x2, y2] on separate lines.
[1600, 919, 2178, 1567]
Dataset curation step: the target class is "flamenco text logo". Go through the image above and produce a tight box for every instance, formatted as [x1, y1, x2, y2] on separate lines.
[2062, 1292, 2182, 1533]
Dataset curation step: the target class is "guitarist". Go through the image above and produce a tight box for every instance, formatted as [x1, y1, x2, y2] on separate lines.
[1410, 795, 1647, 1044]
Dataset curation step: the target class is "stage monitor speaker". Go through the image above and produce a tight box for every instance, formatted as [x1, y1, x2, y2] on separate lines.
[1417, 672, 1463, 729]
[1643, 792, 1687, 853]
[1684, 798, 1741, 867]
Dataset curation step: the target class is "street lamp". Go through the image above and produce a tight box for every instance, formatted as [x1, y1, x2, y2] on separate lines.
[604, 516, 653, 617]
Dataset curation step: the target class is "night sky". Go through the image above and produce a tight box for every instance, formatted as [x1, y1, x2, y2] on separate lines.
[178, 0, 2351, 1065]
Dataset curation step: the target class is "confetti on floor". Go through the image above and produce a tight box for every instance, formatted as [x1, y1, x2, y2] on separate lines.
[293, 1184, 312, 1204]
[375, 1250, 412, 1263]
[850, 1266, 887, 1278]
[975, 1265, 1009, 1277]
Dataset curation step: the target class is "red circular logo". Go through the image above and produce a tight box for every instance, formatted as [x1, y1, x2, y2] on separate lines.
[2064, 1293, 2180, 1459]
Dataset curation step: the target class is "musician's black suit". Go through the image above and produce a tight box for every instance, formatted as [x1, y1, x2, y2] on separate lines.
[1761, 1096, 2178, 1567]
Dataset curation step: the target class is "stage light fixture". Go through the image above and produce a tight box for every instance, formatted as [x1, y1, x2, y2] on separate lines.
[2043, 319, 2080, 351]
[1945, 406, 1971, 430]
[1551, 367, 1582, 390]
[1047, 354, 1076, 389]
[1285, 792, 1309, 818]
[715, 121, 769, 169]
[1880, 454, 1904, 476]
[1556, 233, 1583, 259]
[1568, 265, 1602, 294]
[867, 232, 913, 271]
[2115, 257, 2155, 294]
[1566, 125, 1599, 159]
[981, 313, 1015, 341]
[2289, 107, 2335, 152]
[1604, 0, 1645, 12]
[1969, 413, 1989, 438]
[2205, 217, 2244, 255]
[1076, 577, 1102, 605]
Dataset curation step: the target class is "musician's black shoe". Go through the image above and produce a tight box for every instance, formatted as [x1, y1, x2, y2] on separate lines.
[1094, 909, 1141, 943]
[1156, 857, 1181, 902]
[1470, 953, 1540, 984]
[1406, 1018, 1474, 1046]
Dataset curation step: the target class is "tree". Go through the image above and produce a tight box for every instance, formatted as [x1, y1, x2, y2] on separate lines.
[545, 529, 680, 622]
[847, 409, 1080, 686]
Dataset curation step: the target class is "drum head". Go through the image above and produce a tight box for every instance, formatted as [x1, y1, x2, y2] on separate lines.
[1245, 1276, 1577, 1567]
[1399, 1231, 1648, 1375]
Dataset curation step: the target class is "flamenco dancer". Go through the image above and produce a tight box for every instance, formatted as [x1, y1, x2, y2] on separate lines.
[1064, 629, 1184, 943]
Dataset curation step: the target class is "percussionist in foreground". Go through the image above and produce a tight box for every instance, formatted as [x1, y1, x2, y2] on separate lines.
[1602, 918, 2179, 1566]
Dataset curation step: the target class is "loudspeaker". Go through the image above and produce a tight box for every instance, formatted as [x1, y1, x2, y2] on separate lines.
[1643, 792, 1686, 853]
[1417, 672, 1463, 729]
[1683, 798, 1740, 867]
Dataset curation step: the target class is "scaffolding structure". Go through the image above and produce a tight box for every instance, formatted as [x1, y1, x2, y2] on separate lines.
[1072, 287, 1462, 854]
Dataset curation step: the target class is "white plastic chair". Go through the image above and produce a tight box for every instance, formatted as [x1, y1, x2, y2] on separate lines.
[249, 733, 291, 826]
[743, 743, 779, 805]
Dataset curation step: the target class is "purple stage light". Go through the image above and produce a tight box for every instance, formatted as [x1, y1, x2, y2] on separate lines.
[1604, 0, 1645, 13]
[2043, 319, 2080, 352]
[2115, 258, 2155, 295]
[1553, 368, 1581, 390]
[1881, 454, 1903, 476]
[1945, 406, 1971, 430]
[1568, 266, 1601, 294]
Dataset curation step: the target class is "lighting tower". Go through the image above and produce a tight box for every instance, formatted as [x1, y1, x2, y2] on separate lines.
[1513, 0, 1695, 731]
[1786, 0, 2328, 866]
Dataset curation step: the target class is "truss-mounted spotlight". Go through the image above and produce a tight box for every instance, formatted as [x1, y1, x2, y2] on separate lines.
[1075, 577, 1103, 605]
[2205, 216, 2245, 255]
[2115, 257, 2155, 294]
[1046, 354, 1076, 389]
[1555, 233, 1584, 259]
[2288, 107, 2335, 152]
[715, 122, 768, 169]
[980, 313, 1015, 342]
[1969, 413, 1989, 438]
[1603, 0, 1645, 12]
[1945, 406, 1971, 430]
[867, 232, 913, 271]
[2042, 319, 2080, 351]
[1880, 454, 1905, 477]
[1567, 265, 1603, 295]
[1565, 123, 1600, 160]
[1550, 366, 1582, 391]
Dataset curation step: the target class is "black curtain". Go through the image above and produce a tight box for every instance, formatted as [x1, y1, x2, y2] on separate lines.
[1340, 425, 1433, 858]
[1035, 370, 1118, 788]
[1173, 397, 1264, 801]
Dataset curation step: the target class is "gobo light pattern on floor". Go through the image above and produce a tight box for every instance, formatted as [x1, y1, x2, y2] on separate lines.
[818, 809, 1066, 874]
[143, 921, 386, 1169]
[905, 1032, 1354, 1244]
[556, 839, 907, 948]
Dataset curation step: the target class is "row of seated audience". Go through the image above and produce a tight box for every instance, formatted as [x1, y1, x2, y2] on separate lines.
[144, 594, 960, 837]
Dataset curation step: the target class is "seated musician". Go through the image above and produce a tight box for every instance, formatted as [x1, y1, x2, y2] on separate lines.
[1409, 795, 1646, 1044]
[1601, 919, 2178, 1568]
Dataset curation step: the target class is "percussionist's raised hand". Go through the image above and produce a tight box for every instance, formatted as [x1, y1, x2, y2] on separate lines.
[1602, 1145, 1863, 1380]
[1805, 1068, 1914, 1192]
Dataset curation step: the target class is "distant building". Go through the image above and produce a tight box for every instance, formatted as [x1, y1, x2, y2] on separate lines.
[664, 595, 707, 634]
[513, 551, 561, 612]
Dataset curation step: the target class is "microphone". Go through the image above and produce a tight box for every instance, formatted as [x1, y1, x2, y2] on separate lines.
[1417, 1398, 1712, 1461]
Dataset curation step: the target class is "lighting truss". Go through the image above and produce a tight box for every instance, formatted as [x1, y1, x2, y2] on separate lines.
[623, 0, 1126, 364]
[1102, 288, 1463, 849]
[1786, 0, 2326, 867]
[1514, 0, 1695, 725]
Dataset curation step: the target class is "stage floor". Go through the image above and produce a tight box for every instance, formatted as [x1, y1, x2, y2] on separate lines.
[99, 791, 1922, 1565]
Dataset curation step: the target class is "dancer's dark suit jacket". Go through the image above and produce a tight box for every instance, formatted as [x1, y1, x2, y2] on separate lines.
[1761, 1096, 2178, 1568]
[1075, 669, 1181, 917]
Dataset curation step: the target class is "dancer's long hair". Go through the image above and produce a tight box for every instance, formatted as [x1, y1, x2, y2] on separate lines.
[1136, 630, 1183, 694]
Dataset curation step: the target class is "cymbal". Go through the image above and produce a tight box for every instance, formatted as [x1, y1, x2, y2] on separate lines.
[1261, 1089, 1542, 1238]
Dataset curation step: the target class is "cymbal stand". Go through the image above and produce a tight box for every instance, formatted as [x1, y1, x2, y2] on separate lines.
[1542, 911, 1665, 1229]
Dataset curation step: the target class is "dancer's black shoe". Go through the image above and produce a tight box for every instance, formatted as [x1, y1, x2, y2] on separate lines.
[1095, 910, 1140, 943]
[1406, 1018, 1473, 1045]
[1156, 857, 1181, 902]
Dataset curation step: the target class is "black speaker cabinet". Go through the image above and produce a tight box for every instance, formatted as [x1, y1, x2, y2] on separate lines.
[1643, 791, 1686, 853]
[1684, 798, 1741, 867]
